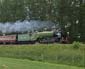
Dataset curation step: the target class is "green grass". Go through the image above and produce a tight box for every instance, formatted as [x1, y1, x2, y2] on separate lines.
[0, 57, 84, 69]
[0, 44, 85, 67]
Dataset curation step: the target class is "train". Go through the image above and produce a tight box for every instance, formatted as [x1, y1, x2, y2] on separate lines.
[0, 31, 69, 44]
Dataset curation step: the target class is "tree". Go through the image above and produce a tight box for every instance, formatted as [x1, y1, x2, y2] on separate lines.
[57, 0, 85, 42]
[79, 0, 85, 42]
[0, 0, 26, 22]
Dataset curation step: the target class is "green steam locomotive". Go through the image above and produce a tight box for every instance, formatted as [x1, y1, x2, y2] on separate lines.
[0, 30, 68, 44]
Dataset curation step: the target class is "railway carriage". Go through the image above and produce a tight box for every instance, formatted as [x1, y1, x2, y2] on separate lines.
[0, 35, 16, 44]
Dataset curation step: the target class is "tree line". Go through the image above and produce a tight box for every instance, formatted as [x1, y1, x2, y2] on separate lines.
[0, 0, 85, 42]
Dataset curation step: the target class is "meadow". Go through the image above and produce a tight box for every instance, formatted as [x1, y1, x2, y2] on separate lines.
[0, 57, 84, 69]
[0, 43, 85, 69]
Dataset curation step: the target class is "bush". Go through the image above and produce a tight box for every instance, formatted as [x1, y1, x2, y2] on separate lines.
[72, 41, 81, 49]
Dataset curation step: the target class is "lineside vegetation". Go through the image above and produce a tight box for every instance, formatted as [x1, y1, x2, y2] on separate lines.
[0, 43, 84, 67]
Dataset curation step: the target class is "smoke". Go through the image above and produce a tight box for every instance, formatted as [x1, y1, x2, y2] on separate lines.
[0, 20, 57, 34]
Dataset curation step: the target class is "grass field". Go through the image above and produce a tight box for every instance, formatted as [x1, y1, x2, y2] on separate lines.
[0, 43, 85, 68]
[0, 57, 84, 69]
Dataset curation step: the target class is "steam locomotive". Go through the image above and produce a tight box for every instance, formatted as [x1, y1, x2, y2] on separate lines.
[0, 31, 69, 44]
